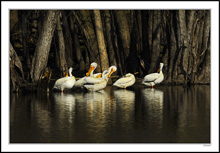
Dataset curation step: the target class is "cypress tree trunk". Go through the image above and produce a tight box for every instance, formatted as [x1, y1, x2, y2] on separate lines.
[111, 11, 123, 76]
[73, 10, 101, 72]
[104, 10, 117, 67]
[56, 13, 68, 77]
[114, 10, 131, 74]
[197, 10, 210, 83]
[21, 11, 31, 71]
[62, 11, 74, 67]
[185, 10, 196, 80]
[167, 12, 177, 82]
[10, 42, 24, 92]
[148, 10, 161, 73]
[93, 10, 109, 72]
[70, 16, 86, 72]
[30, 10, 59, 82]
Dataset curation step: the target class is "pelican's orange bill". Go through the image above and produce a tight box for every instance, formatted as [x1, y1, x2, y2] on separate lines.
[66, 73, 69, 77]
[95, 73, 102, 78]
[157, 68, 160, 73]
[86, 66, 95, 77]
[107, 68, 115, 78]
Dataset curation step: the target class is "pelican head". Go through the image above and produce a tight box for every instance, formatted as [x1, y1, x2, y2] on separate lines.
[86, 62, 97, 77]
[160, 63, 164, 69]
[107, 66, 117, 78]
[125, 73, 133, 77]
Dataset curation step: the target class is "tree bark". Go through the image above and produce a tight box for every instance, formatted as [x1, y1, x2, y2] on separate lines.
[93, 10, 109, 72]
[70, 16, 86, 72]
[10, 42, 24, 92]
[167, 12, 177, 82]
[21, 11, 31, 71]
[104, 10, 117, 67]
[73, 10, 101, 72]
[57, 13, 68, 77]
[114, 10, 131, 74]
[148, 10, 161, 73]
[30, 10, 59, 82]
[62, 11, 74, 67]
[197, 10, 210, 83]
[185, 10, 196, 79]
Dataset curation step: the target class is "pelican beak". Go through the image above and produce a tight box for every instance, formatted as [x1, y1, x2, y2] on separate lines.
[65, 72, 69, 77]
[86, 66, 95, 77]
[107, 68, 115, 78]
[157, 68, 160, 73]
[95, 73, 102, 78]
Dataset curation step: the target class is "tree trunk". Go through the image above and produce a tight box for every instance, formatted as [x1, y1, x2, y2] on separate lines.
[111, 11, 123, 76]
[167, 12, 177, 82]
[21, 11, 31, 71]
[73, 10, 101, 72]
[114, 10, 131, 74]
[104, 10, 117, 67]
[70, 16, 86, 72]
[57, 13, 68, 77]
[10, 42, 24, 92]
[62, 11, 74, 67]
[30, 10, 59, 82]
[93, 10, 109, 72]
[185, 10, 196, 79]
[148, 10, 161, 73]
[197, 10, 210, 83]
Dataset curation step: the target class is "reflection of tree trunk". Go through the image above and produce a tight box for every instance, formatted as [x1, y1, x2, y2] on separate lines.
[57, 13, 68, 77]
[30, 10, 59, 82]
[93, 10, 109, 72]
[73, 10, 101, 72]
[70, 16, 85, 72]
[104, 10, 116, 67]
[62, 11, 74, 67]
[114, 10, 130, 74]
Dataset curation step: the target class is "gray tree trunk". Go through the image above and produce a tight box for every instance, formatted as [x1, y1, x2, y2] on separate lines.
[93, 10, 109, 72]
[30, 10, 59, 82]
[57, 13, 68, 77]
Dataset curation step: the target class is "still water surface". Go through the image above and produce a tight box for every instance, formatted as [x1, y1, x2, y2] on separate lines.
[10, 85, 210, 143]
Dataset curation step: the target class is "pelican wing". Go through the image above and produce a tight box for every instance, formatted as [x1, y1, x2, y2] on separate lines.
[83, 77, 103, 84]
[75, 77, 85, 87]
[84, 80, 107, 92]
[154, 73, 164, 84]
[54, 77, 69, 87]
[143, 73, 160, 82]
[114, 76, 133, 85]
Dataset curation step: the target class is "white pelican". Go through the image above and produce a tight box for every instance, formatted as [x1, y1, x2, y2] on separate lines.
[53, 67, 76, 92]
[142, 63, 164, 88]
[113, 73, 135, 89]
[74, 62, 101, 88]
[83, 66, 117, 85]
[83, 66, 117, 92]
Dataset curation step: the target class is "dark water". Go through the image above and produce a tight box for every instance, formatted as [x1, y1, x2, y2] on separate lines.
[10, 85, 210, 143]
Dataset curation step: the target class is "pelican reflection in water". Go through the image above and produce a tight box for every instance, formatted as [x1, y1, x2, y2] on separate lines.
[114, 89, 135, 123]
[53, 93, 76, 123]
[141, 88, 164, 129]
